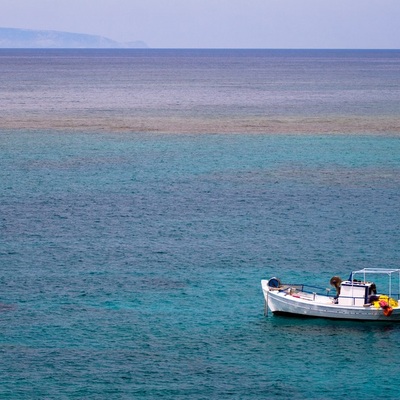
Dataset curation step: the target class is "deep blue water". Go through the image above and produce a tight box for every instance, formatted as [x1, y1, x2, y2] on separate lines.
[1, 50, 400, 399]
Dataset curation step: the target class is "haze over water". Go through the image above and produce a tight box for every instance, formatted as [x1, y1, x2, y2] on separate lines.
[1, 49, 399, 134]
[1, 49, 400, 399]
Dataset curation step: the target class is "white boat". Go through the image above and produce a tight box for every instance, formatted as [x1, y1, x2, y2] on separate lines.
[261, 268, 400, 321]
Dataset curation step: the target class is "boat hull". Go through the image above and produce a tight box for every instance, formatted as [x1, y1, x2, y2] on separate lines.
[261, 279, 400, 321]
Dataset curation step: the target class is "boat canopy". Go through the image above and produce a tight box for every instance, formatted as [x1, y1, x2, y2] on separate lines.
[350, 268, 400, 299]
[352, 268, 400, 275]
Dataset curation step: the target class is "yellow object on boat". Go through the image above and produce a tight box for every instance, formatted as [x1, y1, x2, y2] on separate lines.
[372, 295, 398, 308]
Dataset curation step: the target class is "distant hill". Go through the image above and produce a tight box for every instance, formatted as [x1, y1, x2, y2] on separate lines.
[0, 27, 148, 48]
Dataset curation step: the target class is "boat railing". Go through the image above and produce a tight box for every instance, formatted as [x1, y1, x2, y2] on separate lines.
[284, 285, 400, 301]
[278, 283, 336, 297]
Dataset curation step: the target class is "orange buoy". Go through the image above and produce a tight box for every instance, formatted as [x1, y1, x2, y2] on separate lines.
[383, 307, 393, 317]
[379, 300, 393, 317]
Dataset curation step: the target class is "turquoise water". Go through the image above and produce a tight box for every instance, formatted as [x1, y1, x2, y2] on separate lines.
[1, 131, 400, 399]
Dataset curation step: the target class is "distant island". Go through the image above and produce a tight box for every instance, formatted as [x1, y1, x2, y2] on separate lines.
[0, 27, 148, 48]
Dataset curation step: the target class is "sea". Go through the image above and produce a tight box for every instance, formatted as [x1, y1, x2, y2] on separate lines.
[1, 49, 400, 399]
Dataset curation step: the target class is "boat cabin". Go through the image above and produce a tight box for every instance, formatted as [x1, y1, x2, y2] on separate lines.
[338, 280, 377, 306]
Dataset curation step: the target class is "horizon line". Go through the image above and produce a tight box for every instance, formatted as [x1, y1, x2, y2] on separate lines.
[0, 47, 399, 50]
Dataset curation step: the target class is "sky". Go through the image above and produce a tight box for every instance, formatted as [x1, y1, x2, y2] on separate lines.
[0, 0, 399, 49]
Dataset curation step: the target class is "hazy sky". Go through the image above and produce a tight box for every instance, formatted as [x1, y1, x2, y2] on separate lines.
[1, 0, 399, 48]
